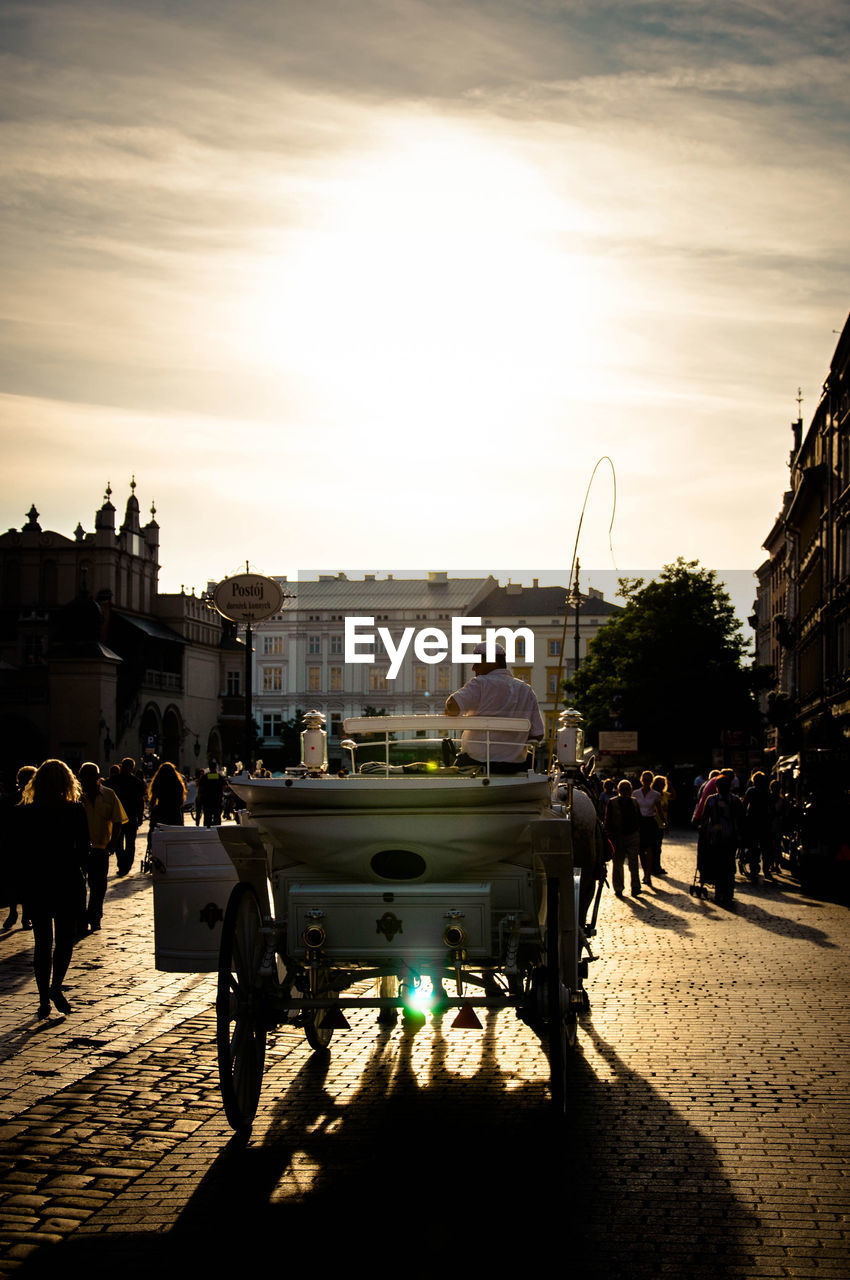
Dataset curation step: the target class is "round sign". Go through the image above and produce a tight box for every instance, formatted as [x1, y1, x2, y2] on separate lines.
[212, 574, 285, 625]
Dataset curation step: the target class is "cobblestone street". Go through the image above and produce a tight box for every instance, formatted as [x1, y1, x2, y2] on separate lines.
[1, 825, 848, 1278]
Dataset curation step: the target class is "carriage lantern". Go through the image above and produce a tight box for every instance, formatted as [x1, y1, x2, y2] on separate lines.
[556, 707, 584, 771]
[301, 709, 328, 773]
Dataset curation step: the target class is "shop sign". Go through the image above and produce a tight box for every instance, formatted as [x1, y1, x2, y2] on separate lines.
[598, 731, 638, 753]
[212, 574, 285, 625]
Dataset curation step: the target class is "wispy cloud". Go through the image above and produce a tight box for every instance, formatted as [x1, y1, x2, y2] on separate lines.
[0, 0, 847, 588]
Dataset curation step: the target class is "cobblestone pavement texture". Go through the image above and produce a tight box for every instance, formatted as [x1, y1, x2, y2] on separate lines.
[0, 822, 848, 1278]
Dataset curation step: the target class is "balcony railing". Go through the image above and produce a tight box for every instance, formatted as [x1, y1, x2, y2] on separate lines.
[143, 670, 183, 692]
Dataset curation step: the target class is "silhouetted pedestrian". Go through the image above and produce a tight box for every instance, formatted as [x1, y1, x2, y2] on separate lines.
[604, 779, 642, 898]
[634, 770, 663, 888]
[148, 762, 187, 832]
[198, 761, 225, 826]
[16, 760, 90, 1017]
[78, 763, 127, 934]
[111, 757, 146, 876]
[744, 771, 774, 881]
[1, 765, 36, 932]
[702, 775, 744, 907]
[652, 774, 670, 874]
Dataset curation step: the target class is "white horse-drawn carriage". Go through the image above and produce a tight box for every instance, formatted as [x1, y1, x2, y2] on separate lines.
[153, 712, 602, 1134]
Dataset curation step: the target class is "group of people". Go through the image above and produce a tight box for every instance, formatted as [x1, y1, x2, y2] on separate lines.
[596, 771, 672, 898]
[0, 752, 258, 1022]
[592, 763, 787, 909]
[691, 767, 786, 905]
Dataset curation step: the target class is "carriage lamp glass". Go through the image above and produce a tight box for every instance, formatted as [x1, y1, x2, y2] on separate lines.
[406, 985, 435, 1013]
[404, 979, 436, 1013]
[556, 708, 584, 766]
[301, 709, 328, 772]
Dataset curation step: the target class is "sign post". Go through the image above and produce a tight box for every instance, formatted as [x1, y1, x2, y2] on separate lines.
[211, 572, 287, 765]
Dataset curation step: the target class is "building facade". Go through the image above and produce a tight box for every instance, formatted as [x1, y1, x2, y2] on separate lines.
[248, 572, 621, 768]
[0, 484, 241, 780]
[475, 579, 623, 742]
[757, 313, 850, 761]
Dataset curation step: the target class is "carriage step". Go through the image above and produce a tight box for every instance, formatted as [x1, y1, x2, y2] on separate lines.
[452, 1004, 483, 1030]
[321, 1006, 351, 1030]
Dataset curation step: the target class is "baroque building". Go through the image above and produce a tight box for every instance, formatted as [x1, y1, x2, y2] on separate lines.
[757, 314, 850, 761]
[0, 483, 241, 780]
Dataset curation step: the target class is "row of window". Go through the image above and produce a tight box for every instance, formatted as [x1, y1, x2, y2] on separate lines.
[261, 635, 569, 658]
[259, 665, 458, 693]
[256, 663, 576, 696]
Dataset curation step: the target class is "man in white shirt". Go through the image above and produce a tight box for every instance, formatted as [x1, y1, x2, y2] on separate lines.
[445, 643, 544, 773]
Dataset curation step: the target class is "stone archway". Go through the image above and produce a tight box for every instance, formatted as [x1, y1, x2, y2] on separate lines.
[206, 726, 223, 766]
[138, 704, 162, 757]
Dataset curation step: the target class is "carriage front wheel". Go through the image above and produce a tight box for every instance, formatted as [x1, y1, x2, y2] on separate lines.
[216, 882, 268, 1133]
[303, 971, 335, 1051]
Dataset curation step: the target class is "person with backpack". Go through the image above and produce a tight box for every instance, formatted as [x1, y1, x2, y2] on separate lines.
[702, 774, 744, 907]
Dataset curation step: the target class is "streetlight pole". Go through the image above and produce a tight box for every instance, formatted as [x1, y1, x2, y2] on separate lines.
[244, 622, 253, 767]
[572, 558, 581, 676]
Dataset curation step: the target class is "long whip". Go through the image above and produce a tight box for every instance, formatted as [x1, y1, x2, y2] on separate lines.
[545, 457, 617, 769]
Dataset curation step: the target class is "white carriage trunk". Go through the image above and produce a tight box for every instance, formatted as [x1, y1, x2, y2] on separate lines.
[150, 827, 238, 971]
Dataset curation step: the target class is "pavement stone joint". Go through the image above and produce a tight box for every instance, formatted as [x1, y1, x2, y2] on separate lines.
[0, 823, 848, 1276]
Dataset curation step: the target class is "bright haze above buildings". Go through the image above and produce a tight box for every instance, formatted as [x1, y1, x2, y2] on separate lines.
[1, 1, 848, 591]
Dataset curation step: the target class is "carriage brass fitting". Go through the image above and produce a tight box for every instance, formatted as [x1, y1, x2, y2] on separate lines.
[442, 923, 467, 950]
[302, 923, 326, 950]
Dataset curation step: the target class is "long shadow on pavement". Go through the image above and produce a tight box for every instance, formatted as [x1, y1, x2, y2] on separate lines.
[17, 1012, 761, 1280]
[661, 874, 840, 948]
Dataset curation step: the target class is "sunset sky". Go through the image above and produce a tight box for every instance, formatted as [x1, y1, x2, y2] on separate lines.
[1, 1, 848, 607]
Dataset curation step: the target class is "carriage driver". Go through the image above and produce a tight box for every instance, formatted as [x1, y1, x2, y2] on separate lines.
[445, 642, 544, 773]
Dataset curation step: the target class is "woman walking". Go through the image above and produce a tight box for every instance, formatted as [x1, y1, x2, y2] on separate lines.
[148, 762, 187, 832]
[16, 760, 90, 1018]
[652, 774, 671, 875]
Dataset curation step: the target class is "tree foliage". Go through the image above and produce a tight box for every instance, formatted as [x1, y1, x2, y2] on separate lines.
[567, 559, 764, 765]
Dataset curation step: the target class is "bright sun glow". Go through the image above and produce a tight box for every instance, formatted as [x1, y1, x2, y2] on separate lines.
[232, 117, 612, 445]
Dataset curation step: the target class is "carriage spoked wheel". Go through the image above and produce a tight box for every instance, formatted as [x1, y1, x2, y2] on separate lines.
[303, 974, 335, 1051]
[546, 874, 577, 1116]
[216, 882, 268, 1134]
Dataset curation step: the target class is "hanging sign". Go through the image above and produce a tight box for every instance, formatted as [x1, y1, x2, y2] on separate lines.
[598, 731, 639, 753]
[212, 574, 285, 625]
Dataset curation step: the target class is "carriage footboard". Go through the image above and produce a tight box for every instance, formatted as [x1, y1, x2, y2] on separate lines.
[287, 882, 493, 962]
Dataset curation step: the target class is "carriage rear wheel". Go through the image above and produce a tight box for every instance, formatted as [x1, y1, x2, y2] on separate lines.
[217, 882, 267, 1133]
